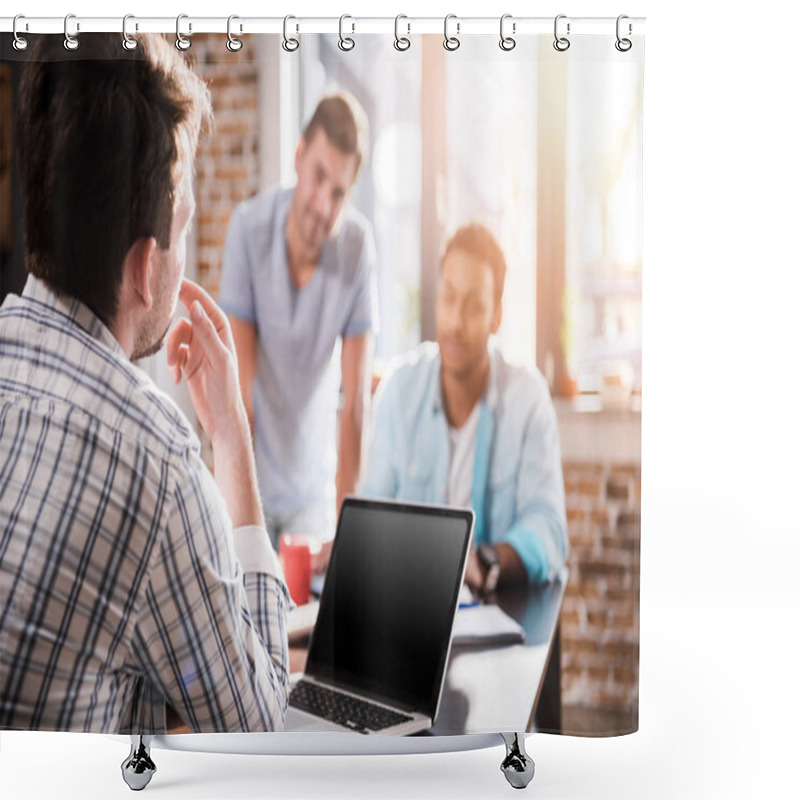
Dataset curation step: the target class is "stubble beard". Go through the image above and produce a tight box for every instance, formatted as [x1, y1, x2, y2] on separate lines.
[131, 317, 171, 363]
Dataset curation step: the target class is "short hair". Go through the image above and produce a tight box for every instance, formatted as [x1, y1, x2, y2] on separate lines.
[302, 92, 369, 176]
[441, 223, 507, 307]
[17, 34, 212, 328]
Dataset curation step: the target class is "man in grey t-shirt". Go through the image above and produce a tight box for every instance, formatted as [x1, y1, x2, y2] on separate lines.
[219, 94, 377, 555]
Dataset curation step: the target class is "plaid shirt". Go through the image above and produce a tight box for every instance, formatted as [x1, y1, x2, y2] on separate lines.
[0, 276, 292, 733]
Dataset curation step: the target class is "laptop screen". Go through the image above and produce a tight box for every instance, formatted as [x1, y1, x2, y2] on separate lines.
[305, 498, 473, 719]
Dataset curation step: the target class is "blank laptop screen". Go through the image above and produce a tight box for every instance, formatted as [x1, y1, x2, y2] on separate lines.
[305, 499, 472, 719]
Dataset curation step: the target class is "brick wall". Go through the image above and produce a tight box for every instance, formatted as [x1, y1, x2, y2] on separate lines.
[561, 461, 641, 731]
[192, 34, 262, 300]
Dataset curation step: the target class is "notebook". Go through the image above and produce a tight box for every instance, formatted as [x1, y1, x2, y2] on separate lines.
[452, 604, 526, 646]
[285, 497, 473, 735]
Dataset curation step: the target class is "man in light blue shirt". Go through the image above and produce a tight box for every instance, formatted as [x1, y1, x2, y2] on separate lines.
[219, 94, 377, 548]
[361, 224, 567, 592]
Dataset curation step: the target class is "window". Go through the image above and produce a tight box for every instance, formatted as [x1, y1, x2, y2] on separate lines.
[564, 40, 643, 396]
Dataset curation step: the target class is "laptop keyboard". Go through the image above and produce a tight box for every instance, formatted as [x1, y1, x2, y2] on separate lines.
[290, 680, 413, 733]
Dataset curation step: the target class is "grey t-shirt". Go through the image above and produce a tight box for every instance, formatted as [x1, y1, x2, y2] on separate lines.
[219, 187, 378, 530]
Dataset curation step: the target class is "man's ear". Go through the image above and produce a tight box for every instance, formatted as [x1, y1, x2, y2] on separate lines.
[294, 135, 307, 174]
[124, 236, 158, 310]
[491, 300, 503, 335]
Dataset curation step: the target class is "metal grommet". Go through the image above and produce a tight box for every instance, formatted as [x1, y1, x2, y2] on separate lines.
[499, 13, 516, 51]
[64, 13, 79, 51]
[615, 15, 632, 52]
[443, 14, 460, 52]
[283, 15, 299, 52]
[227, 15, 243, 52]
[553, 14, 570, 52]
[338, 14, 355, 51]
[176, 14, 192, 51]
[122, 14, 138, 51]
[12, 15, 29, 51]
[394, 14, 411, 51]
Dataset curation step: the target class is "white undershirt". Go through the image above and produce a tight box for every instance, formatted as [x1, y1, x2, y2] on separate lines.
[446, 403, 482, 508]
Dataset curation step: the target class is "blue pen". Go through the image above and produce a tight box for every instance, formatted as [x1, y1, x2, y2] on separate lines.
[458, 599, 481, 610]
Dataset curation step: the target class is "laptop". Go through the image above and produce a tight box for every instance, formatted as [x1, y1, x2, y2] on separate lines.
[285, 497, 473, 735]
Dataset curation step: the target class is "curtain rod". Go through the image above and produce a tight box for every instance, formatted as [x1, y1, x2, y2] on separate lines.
[1, 16, 646, 37]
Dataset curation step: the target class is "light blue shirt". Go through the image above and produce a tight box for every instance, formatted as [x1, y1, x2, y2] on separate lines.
[219, 187, 378, 529]
[360, 342, 567, 584]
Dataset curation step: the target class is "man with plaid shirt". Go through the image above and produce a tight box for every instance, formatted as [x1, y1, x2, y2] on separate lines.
[0, 34, 291, 734]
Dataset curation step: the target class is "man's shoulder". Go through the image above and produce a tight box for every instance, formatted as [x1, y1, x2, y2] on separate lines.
[26, 329, 197, 457]
[87, 366, 203, 499]
[341, 203, 373, 240]
[1, 285, 199, 485]
[379, 342, 439, 400]
[232, 186, 288, 231]
[76, 352, 200, 466]
[225, 187, 291, 285]
[331, 205, 374, 265]
[491, 347, 554, 416]
[127, 369, 201, 454]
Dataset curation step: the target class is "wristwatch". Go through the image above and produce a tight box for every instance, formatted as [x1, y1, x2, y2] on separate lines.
[477, 543, 501, 594]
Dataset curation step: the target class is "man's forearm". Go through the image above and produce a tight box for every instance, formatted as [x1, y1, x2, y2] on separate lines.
[336, 405, 362, 511]
[212, 406, 265, 528]
[465, 543, 528, 594]
[338, 333, 371, 512]
[496, 543, 528, 587]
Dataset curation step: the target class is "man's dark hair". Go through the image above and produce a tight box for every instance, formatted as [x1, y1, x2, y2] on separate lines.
[17, 34, 212, 328]
[441, 223, 508, 307]
[302, 92, 369, 176]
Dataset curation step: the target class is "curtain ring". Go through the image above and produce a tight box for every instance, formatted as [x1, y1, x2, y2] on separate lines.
[615, 15, 632, 52]
[64, 13, 80, 51]
[283, 15, 299, 52]
[12, 15, 29, 51]
[227, 15, 243, 52]
[553, 14, 570, 52]
[176, 14, 192, 51]
[122, 14, 138, 51]
[499, 14, 516, 51]
[338, 14, 355, 51]
[394, 14, 411, 51]
[443, 14, 460, 51]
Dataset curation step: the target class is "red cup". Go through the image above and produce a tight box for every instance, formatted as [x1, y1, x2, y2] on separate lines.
[280, 533, 312, 606]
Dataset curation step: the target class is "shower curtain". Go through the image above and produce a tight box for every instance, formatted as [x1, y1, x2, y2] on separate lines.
[0, 17, 644, 745]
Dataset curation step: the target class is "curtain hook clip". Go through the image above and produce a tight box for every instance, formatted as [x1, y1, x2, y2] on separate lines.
[64, 13, 80, 51]
[176, 14, 192, 51]
[283, 15, 299, 52]
[444, 14, 460, 51]
[500, 14, 516, 51]
[339, 14, 355, 51]
[13, 15, 29, 51]
[227, 15, 243, 52]
[122, 14, 138, 51]
[553, 14, 570, 52]
[394, 14, 411, 51]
